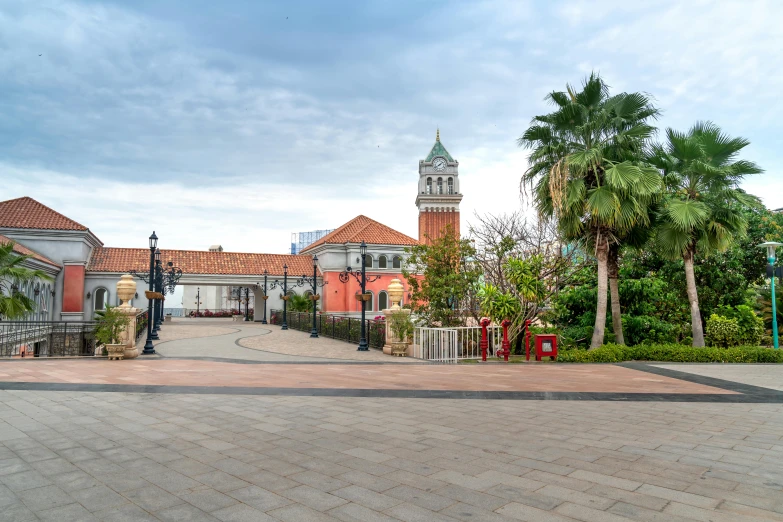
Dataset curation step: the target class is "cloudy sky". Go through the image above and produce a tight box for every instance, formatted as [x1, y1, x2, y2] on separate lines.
[2, 0, 781, 254]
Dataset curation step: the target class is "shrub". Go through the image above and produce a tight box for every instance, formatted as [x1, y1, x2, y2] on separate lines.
[705, 314, 740, 348]
[716, 305, 764, 346]
[556, 343, 783, 363]
[622, 315, 680, 346]
[761, 335, 773, 347]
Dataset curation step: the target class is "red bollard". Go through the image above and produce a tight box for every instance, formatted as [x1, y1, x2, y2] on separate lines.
[479, 317, 491, 361]
[499, 319, 511, 361]
[524, 320, 532, 361]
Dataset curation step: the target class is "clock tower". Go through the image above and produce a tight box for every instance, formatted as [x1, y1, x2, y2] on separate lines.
[416, 129, 462, 244]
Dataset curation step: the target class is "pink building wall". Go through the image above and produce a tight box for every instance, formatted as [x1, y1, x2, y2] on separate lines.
[321, 271, 420, 313]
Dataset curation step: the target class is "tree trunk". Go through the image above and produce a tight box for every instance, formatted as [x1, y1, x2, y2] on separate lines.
[683, 248, 705, 347]
[608, 244, 625, 345]
[591, 235, 609, 349]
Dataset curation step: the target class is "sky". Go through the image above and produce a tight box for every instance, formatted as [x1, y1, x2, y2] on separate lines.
[2, 0, 782, 255]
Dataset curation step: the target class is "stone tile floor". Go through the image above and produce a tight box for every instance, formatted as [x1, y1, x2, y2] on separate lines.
[655, 363, 783, 391]
[0, 390, 782, 521]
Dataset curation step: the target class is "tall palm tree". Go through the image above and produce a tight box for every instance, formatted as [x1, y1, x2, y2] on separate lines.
[520, 73, 661, 348]
[0, 241, 52, 319]
[648, 122, 762, 347]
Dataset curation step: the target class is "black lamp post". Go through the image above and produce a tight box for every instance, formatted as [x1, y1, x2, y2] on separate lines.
[270, 264, 301, 330]
[297, 254, 326, 338]
[244, 287, 250, 321]
[259, 269, 269, 324]
[142, 232, 157, 354]
[339, 241, 380, 351]
[195, 287, 201, 315]
[153, 248, 163, 334]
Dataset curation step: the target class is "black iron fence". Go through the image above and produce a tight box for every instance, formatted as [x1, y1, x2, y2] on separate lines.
[0, 321, 98, 358]
[269, 310, 386, 349]
[135, 310, 148, 341]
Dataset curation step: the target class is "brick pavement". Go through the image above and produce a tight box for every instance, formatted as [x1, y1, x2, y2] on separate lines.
[654, 364, 783, 391]
[0, 390, 781, 521]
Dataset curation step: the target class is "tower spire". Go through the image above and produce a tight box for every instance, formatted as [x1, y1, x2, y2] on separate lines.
[436, 128, 440, 142]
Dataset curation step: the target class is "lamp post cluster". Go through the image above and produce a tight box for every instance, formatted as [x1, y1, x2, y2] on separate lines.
[338, 241, 380, 351]
[297, 255, 326, 338]
[131, 232, 183, 355]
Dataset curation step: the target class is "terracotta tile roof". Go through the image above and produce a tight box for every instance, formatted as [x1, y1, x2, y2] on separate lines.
[87, 247, 317, 276]
[301, 215, 418, 253]
[0, 197, 89, 231]
[0, 234, 59, 268]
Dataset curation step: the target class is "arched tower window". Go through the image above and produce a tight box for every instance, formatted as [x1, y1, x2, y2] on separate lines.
[437, 177, 443, 194]
[426, 177, 432, 194]
[94, 288, 108, 311]
[392, 256, 402, 269]
[448, 177, 454, 194]
[364, 254, 373, 268]
[378, 255, 387, 269]
[378, 291, 388, 311]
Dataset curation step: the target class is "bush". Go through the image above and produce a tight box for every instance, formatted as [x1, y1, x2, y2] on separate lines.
[622, 315, 680, 346]
[705, 314, 740, 348]
[556, 343, 783, 363]
[716, 305, 763, 346]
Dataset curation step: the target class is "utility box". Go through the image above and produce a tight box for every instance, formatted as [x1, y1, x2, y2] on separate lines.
[534, 334, 557, 361]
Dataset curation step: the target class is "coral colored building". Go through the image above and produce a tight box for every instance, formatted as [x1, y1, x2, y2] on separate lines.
[0, 131, 463, 319]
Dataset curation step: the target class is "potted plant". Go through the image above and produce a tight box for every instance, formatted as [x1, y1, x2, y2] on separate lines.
[388, 311, 414, 357]
[95, 305, 131, 360]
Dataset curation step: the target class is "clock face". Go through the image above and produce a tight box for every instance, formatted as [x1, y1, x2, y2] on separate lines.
[433, 157, 447, 171]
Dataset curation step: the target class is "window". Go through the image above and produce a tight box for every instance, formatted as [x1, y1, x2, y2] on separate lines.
[365, 290, 374, 312]
[364, 254, 373, 268]
[437, 177, 443, 194]
[378, 255, 387, 269]
[426, 177, 432, 194]
[448, 177, 454, 194]
[378, 291, 388, 311]
[94, 288, 107, 311]
[392, 256, 402, 269]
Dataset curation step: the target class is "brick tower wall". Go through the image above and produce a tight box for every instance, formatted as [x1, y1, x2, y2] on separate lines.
[418, 210, 460, 244]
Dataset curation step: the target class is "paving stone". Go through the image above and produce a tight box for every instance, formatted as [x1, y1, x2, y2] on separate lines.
[20, 484, 73, 512]
[166, 457, 216, 477]
[435, 484, 509, 511]
[0, 457, 32, 476]
[0, 469, 52, 491]
[212, 502, 277, 522]
[195, 470, 251, 492]
[495, 502, 574, 522]
[584, 484, 669, 511]
[179, 489, 238, 512]
[384, 501, 461, 522]
[329, 502, 402, 522]
[0, 501, 38, 522]
[289, 470, 350, 492]
[280, 484, 349, 511]
[567, 469, 642, 491]
[637, 483, 721, 509]
[268, 503, 343, 521]
[156, 502, 219, 521]
[555, 501, 634, 522]
[123, 484, 185, 512]
[37, 502, 99, 522]
[70, 485, 129, 512]
[442, 502, 518, 522]
[226, 485, 291, 511]
[331, 484, 403, 511]
[385, 484, 457, 511]
[338, 470, 397, 492]
[535, 484, 617, 510]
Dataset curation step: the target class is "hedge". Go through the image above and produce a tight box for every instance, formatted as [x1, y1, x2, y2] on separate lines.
[556, 343, 783, 363]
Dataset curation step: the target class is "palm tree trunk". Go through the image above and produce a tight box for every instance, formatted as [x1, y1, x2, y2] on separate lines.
[608, 244, 625, 345]
[591, 235, 609, 349]
[683, 248, 705, 347]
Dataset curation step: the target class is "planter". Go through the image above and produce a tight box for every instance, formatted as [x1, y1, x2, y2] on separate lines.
[106, 344, 125, 361]
[391, 341, 408, 357]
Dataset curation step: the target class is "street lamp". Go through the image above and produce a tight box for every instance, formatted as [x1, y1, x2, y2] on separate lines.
[195, 287, 202, 315]
[339, 241, 380, 351]
[297, 254, 327, 338]
[270, 264, 302, 330]
[760, 241, 782, 349]
[153, 248, 162, 335]
[258, 269, 269, 324]
[244, 287, 250, 321]
[142, 231, 157, 354]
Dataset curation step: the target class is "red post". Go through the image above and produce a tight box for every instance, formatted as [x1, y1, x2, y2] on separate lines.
[524, 320, 532, 361]
[500, 319, 511, 361]
[479, 317, 491, 361]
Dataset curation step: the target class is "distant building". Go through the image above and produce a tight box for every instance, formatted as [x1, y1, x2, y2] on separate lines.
[290, 230, 334, 255]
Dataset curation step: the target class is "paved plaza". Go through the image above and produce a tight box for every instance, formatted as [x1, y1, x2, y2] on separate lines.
[0, 321, 782, 521]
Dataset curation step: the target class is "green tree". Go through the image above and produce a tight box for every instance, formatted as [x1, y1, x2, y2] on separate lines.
[648, 122, 762, 346]
[402, 224, 482, 327]
[0, 241, 52, 319]
[288, 293, 312, 313]
[519, 73, 661, 348]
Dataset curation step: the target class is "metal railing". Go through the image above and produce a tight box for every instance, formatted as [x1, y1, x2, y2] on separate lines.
[162, 308, 185, 317]
[413, 326, 502, 362]
[270, 310, 386, 349]
[0, 321, 98, 358]
[135, 310, 148, 341]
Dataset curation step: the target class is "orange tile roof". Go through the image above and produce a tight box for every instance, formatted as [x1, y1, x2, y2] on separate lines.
[0, 197, 89, 231]
[87, 247, 317, 276]
[301, 215, 418, 253]
[0, 234, 59, 268]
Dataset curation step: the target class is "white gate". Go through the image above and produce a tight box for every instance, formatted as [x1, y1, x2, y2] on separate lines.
[413, 326, 503, 362]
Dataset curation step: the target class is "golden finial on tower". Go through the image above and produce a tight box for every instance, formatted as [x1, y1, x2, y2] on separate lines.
[436, 128, 440, 142]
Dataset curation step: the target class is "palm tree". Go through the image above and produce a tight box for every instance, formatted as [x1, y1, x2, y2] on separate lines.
[520, 73, 661, 348]
[648, 122, 762, 347]
[0, 241, 52, 319]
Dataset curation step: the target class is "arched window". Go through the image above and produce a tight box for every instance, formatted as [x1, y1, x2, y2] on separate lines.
[94, 288, 107, 311]
[448, 177, 454, 194]
[365, 290, 374, 312]
[426, 177, 432, 194]
[392, 256, 402, 269]
[378, 291, 388, 311]
[437, 177, 443, 194]
[378, 255, 387, 269]
[364, 254, 373, 268]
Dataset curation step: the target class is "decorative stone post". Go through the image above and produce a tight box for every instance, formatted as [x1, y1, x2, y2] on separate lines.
[116, 274, 140, 359]
[382, 278, 413, 356]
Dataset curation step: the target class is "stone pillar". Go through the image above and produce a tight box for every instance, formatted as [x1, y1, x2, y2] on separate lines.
[116, 274, 140, 359]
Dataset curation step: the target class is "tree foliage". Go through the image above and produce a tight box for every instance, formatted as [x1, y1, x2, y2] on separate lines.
[0, 241, 52, 320]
